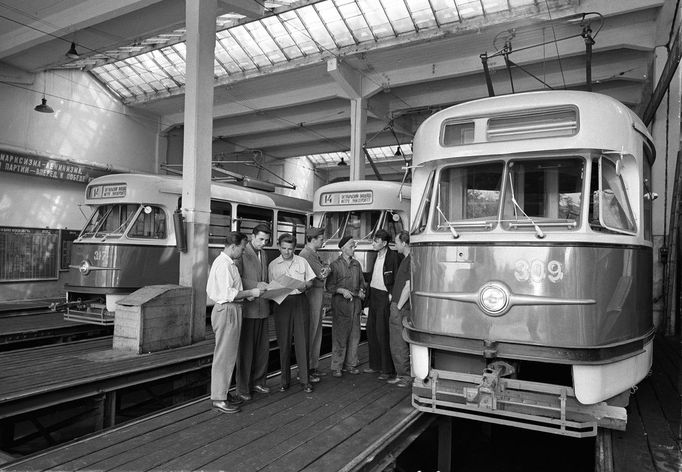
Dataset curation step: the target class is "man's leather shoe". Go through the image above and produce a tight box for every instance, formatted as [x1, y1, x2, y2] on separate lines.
[212, 400, 240, 414]
[252, 385, 270, 394]
[279, 383, 290, 392]
[238, 392, 252, 401]
[363, 368, 378, 374]
[332, 370, 342, 377]
[377, 373, 391, 380]
[309, 374, 321, 383]
[347, 367, 360, 375]
[228, 393, 244, 405]
[303, 383, 314, 393]
[310, 369, 327, 377]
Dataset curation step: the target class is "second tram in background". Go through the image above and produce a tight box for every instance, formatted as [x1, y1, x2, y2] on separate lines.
[65, 173, 311, 325]
[312, 180, 410, 324]
[406, 90, 655, 437]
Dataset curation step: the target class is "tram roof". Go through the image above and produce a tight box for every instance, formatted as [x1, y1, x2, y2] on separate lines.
[85, 173, 311, 212]
[412, 91, 653, 166]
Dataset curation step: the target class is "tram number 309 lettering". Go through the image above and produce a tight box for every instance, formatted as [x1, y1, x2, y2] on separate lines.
[514, 259, 564, 283]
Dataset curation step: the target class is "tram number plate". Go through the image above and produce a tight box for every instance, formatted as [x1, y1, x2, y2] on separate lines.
[320, 191, 373, 206]
[514, 259, 564, 283]
[88, 183, 127, 199]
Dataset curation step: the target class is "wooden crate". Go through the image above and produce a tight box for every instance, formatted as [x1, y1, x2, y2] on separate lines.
[113, 285, 192, 354]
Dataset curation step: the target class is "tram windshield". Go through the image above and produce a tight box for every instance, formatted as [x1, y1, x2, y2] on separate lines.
[321, 210, 381, 241]
[433, 157, 584, 233]
[80, 204, 140, 238]
[501, 158, 583, 231]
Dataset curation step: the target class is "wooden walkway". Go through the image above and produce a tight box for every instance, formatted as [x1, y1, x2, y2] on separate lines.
[0, 335, 214, 420]
[2, 345, 433, 472]
[612, 335, 681, 471]
[0, 311, 111, 350]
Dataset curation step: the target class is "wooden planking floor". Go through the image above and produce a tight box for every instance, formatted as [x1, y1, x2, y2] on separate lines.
[3, 346, 420, 472]
[0, 312, 84, 335]
[613, 335, 681, 472]
[0, 334, 214, 411]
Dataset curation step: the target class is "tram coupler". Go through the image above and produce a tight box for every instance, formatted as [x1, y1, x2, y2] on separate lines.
[50, 299, 96, 312]
[463, 361, 515, 408]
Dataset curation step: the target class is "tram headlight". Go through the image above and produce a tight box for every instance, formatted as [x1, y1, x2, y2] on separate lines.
[477, 282, 510, 316]
[79, 260, 91, 275]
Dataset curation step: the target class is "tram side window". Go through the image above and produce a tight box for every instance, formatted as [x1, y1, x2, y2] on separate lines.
[81, 204, 139, 238]
[435, 162, 502, 231]
[502, 158, 583, 230]
[643, 165, 653, 242]
[412, 170, 435, 234]
[128, 206, 167, 239]
[277, 211, 307, 247]
[236, 206, 273, 241]
[209, 200, 232, 245]
[589, 156, 636, 234]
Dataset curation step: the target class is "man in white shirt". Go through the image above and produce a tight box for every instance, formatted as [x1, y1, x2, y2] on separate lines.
[206, 232, 262, 414]
[269, 233, 316, 393]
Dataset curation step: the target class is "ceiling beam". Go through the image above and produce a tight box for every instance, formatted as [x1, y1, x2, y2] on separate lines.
[0, 0, 165, 59]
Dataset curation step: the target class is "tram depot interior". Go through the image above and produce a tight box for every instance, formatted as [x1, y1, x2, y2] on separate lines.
[0, 0, 681, 471]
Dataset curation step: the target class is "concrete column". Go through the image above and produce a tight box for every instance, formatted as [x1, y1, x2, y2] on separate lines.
[327, 58, 368, 181]
[179, 0, 216, 342]
[350, 97, 367, 181]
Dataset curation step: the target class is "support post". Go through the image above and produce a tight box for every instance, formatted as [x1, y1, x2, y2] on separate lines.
[350, 97, 367, 181]
[179, 0, 216, 342]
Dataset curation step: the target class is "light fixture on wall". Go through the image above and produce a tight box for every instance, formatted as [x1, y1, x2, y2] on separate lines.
[65, 42, 80, 59]
[34, 97, 54, 113]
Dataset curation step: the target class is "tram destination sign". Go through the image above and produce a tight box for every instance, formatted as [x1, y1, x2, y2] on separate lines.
[0, 149, 111, 184]
[320, 190, 373, 206]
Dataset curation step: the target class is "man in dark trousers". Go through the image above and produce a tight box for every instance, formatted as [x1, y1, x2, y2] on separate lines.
[387, 230, 412, 387]
[235, 224, 272, 401]
[365, 229, 401, 380]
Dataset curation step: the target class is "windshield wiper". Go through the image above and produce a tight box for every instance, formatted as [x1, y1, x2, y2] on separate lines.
[436, 204, 459, 239]
[508, 172, 545, 239]
[321, 214, 346, 248]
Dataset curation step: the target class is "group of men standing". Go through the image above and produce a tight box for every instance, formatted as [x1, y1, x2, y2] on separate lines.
[206, 224, 412, 414]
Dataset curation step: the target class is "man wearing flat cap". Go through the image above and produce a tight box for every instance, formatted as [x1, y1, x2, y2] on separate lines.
[325, 236, 367, 377]
[299, 227, 331, 381]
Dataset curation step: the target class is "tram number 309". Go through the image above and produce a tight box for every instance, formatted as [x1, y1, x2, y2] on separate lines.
[514, 259, 564, 284]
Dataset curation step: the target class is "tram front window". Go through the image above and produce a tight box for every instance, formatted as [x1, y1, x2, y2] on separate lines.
[322, 211, 381, 241]
[501, 157, 583, 232]
[81, 204, 140, 238]
[434, 162, 503, 232]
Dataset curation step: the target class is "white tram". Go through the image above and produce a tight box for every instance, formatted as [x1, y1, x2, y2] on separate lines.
[313, 180, 410, 274]
[406, 91, 655, 437]
[65, 173, 311, 324]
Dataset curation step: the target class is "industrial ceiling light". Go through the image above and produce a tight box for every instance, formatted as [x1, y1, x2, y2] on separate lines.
[66, 42, 80, 59]
[395, 146, 403, 157]
[337, 157, 348, 166]
[34, 97, 54, 113]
